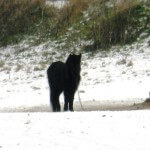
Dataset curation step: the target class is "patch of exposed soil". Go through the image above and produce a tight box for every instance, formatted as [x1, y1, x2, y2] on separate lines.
[0, 100, 150, 112]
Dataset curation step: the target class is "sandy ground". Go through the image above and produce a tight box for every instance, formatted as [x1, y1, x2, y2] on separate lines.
[1, 100, 150, 112]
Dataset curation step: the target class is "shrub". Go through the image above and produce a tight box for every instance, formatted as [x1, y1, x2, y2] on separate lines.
[0, 0, 149, 51]
[52, 0, 150, 51]
[83, 0, 150, 49]
[0, 0, 58, 45]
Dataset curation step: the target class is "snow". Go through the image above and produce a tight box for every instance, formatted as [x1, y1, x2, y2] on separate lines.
[0, 111, 150, 150]
[80, 37, 150, 102]
[0, 33, 150, 148]
[1, 37, 150, 110]
[46, 0, 67, 8]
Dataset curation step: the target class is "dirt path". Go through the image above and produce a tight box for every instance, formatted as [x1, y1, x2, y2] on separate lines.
[0, 100, 150, 112]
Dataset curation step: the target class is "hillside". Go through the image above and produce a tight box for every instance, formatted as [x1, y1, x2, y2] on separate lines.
[0, 35, 150, 150]
[0, 0, 150, 111]
[0, 1, 150, 149]
[0, 0, 150, 49]
[0, 33, 150, 111]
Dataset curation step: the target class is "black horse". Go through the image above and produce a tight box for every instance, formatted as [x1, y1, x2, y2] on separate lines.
[47, 54, 81, 112]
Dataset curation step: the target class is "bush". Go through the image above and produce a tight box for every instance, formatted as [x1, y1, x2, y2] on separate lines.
[52, 0, 150, 51]
[92, 0, 150, 48]
[0, 0, 58, 45]
[0, 0, 149, 51]
[91, 0, 149, 49]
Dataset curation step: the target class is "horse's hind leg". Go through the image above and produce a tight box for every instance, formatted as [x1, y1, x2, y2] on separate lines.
[50, 90, 61, 112]
[56, 99, 61, 112]
[64, 91, 74, 111]
[50, 90, 56, 112]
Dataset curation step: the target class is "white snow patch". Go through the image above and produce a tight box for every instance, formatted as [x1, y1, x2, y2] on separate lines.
[0, 111, 150, 150]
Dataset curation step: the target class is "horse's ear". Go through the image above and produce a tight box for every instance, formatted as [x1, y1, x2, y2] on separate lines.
[68, 54, 72, 59]
[69, 54, 73, 57]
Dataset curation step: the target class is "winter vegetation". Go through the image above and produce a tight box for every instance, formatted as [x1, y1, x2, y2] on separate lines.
[0, 0, 150, 149]
[0, 0, 150, 50]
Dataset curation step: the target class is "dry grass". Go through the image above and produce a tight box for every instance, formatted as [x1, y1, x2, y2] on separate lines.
[0, 0, 149, 51]
[0, 0, 48, 45]
[116, 0, 138, 13]
[60, 0, 90, 23]
[52, 0, 149, 50]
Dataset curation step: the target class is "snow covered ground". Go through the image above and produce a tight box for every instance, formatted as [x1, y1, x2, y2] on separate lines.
[0, 36, 150, 110]
[0, 35, 150, 149]
[0, 111, 150, 150]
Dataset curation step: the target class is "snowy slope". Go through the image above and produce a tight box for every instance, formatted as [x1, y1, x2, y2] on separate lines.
[80, 37, 150, 102]
[0, 37, 150, 111]
[0, 32, 150, 150]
